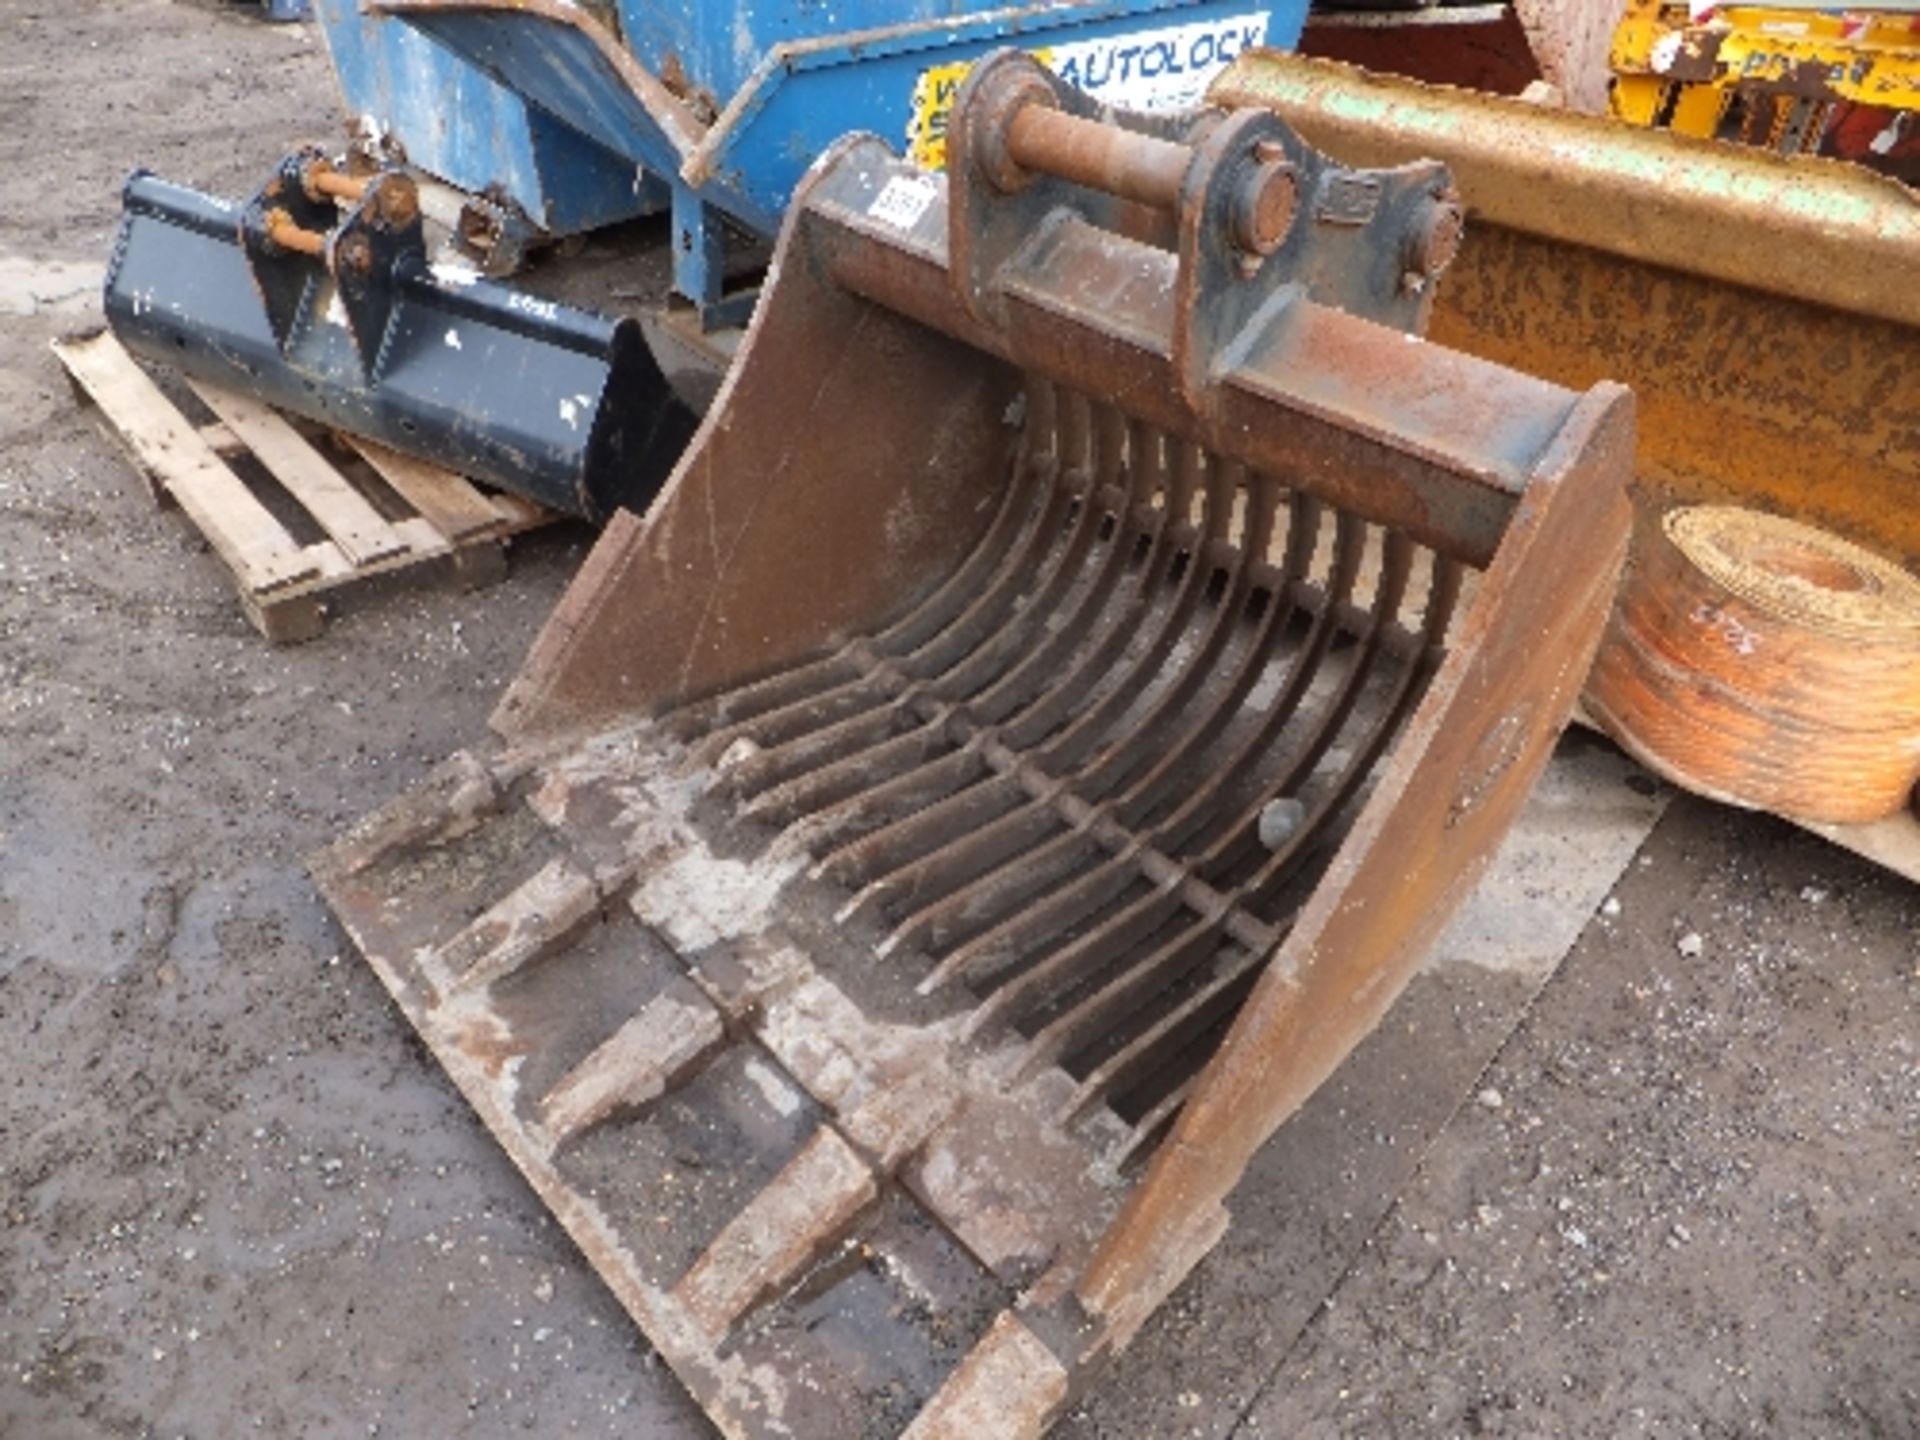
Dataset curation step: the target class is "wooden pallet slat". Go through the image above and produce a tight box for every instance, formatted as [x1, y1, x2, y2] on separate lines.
[344, 436, 509, 542]
[54, 330, 559, 643]
[488, 491, 548, 527]
[196, 420, 245, 456]
[52, 332, 317, 594]
[188, 381, 412, 568]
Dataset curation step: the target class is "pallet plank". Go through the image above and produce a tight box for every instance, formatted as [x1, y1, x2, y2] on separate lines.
[392, 516, 450, 557]
[189, 380, 411, 568]
[242, 588, 326, 645]
[197, 420, 244, 456]
[343, 436, 507, 542]
[58, 330, 555, 643]
[489, 492, 548, 526]
[52, 333, 315, 593]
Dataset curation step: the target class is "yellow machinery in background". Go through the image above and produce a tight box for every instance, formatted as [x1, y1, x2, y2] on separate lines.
[1610, 0, 1919, 177]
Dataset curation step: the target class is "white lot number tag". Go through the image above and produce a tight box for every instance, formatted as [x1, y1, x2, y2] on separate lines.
[868, 173, 941, 230]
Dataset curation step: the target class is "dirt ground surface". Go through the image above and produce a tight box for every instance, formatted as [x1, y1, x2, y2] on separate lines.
[1, 4, 1914, 1438]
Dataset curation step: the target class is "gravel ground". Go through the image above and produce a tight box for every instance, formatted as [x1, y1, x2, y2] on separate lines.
[1, 4, 1914, 1437]
[1246, 804, 1918, 1439]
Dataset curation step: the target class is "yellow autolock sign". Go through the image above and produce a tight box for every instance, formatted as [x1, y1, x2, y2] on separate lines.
[907, 11, 1272, 168]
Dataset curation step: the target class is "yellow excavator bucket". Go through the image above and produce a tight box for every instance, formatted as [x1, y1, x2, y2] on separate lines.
[1210, 50, 1919, 564]
[315, 51, 1634, 1438]
[1211, 52, 1920, 863]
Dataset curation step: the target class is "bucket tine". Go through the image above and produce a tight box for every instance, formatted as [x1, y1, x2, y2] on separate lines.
[318, 47, 1635, 1440]
[793, 429, 1198, 880]
[694, 380, 1075, 784]
[994, 533, 1427, 1068]
[733, 468, 1107, 819]
[864, 479, 1312, 960]
[811, 428, 1193, 904]
[899, 501, 1363, 987]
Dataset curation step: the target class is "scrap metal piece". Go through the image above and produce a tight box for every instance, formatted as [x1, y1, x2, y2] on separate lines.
[317, 51, 1632, 1437]
[105, 153, 697, 520]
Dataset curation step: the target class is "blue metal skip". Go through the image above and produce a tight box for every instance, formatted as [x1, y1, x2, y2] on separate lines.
[315, 0, 663, 237]
[334, 0, 1306, 316]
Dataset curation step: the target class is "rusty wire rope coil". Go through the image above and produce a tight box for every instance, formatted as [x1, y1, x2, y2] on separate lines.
[1589, 505, 1920, 825]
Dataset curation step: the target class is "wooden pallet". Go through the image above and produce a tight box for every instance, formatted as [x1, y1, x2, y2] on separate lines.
[53, 330, 558, 642]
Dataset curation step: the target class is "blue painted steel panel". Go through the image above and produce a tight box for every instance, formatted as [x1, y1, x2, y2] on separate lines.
[314, 0, 654, 235]
[354, 0, 1307, 313]
[393, 0, 1304, 234]
[703, 4, 1293, 226]
[384, 8, 703, 211]
[613, 0, 993, 105]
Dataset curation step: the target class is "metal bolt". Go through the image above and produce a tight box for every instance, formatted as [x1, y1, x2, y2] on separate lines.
[261, 207, 326, 258]
[978, 73, 1061, 195]
[375, 177, 420, 230]
[336, 230, 373, 275]
[1231, 158, 1298, 258]
[1409, 190, 1465, 280]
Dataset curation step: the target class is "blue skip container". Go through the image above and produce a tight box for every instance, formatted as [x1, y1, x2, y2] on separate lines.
[320, 0, 1307, 321]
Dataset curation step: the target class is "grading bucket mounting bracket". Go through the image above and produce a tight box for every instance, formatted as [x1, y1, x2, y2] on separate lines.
[950, 49, 1465, 409]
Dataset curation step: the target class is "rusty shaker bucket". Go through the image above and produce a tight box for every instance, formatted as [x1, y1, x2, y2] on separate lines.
[313, 52, 1635, 1438]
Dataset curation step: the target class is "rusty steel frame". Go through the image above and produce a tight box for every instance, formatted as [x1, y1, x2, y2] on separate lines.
[318, 51, 1632, 1438]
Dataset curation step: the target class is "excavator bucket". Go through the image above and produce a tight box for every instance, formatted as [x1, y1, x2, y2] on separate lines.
[107, 152, 696, 520]
[1207, 51, 1920, 568]
[314, 52, 1633, 1438]
[1207, 53, 1920, 861]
